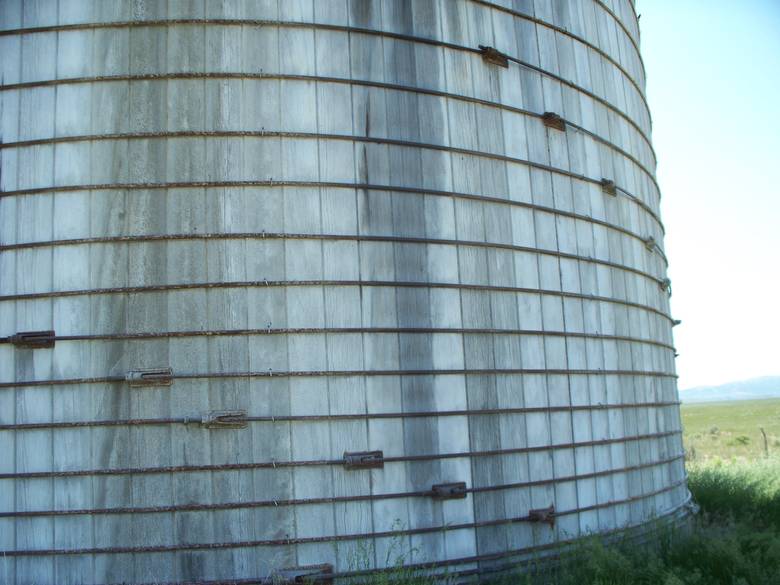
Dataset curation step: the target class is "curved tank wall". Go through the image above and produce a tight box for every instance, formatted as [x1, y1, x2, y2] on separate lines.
[0, 1, 688, 583]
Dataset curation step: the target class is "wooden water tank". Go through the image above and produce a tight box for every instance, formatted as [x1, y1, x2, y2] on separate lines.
[0, 1, 689, 583]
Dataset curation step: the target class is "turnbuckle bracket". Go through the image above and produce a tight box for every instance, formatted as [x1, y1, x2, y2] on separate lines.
[125, 367, 173, 387]
[431, 482, 468, 500]
[201, 410, 248, 429]
[8, 330, 56, 349]
[343, 450, 384, 470]
[271, 563, 333, 585]
[529, 505, 556, 526]
[542, 112, 566, 131]
[478, 45, 509, 68]
[600, 178, 617, 196]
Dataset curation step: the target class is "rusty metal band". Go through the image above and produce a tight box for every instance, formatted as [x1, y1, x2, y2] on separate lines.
[390, 494, 693, 585]
[593, 0, 643, 59]
[0, 326, 675, 351]
[0, 130, 662, 225]
[567, 120, 657, 193]
[0, 367, 677, 391]
[0, 120, 660, 202]
[82, 510, 693, 585]
[0, 72, 658, 189]
[470, 0, 647, 97]
[0, 13, 651, 127]
[0, 452, 683, 519]
[442, 523, 692, 585]
[331, 492, 693, 584]
[0, 478, 686, 557]
[104, 496, 691, 585]
[0, 230, 668, 286]
[0, 400, 682, 431]
[0, 429, 681, 480]
[511, 51, 652, 143]
[4, 130, 661, 223]
[292, 490, 692, 584]
[350, 512, 691, 585]
[0, 177, 665, 247]
[0, 29, 654, 156]
[0, 280, 673, 324]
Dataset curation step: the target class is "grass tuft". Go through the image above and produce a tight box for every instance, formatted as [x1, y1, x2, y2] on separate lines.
[688, 458, 780, 526]
[544, 459, 780, 585]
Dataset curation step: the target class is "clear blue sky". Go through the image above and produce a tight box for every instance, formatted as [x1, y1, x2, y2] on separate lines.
[637, 0, 780, 390]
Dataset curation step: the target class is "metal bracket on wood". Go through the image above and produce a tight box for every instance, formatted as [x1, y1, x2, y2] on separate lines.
[600, 178, 617, 196]
[431, 482, 468, 500]
[202, 410, 248, 429]
[343, 450, 384, 470]
[672, 319, 682, 327]
[270, 563, 334, 585]
[125, 367, 173, 388]
[7, 330, 55, 349]
[659, 278, 672, 296]
[643, 235, 657, 251]
[478, 45, 509, 68]
[542, 112, 566, 131]
[528, 505, 555, 526]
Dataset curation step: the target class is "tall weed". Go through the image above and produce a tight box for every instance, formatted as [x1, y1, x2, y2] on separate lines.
[338, 461, 780, 584]
[546, 459, 780, 585]
[688, 458, 780, 525]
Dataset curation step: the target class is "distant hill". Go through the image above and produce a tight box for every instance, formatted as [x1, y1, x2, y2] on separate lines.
[680, 376, 780, 403]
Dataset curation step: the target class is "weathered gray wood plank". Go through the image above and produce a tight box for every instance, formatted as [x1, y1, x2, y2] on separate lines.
[1, 1, 683, 581]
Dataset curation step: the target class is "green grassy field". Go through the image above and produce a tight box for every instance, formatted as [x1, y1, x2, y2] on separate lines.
[681, 398, 780, 461]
